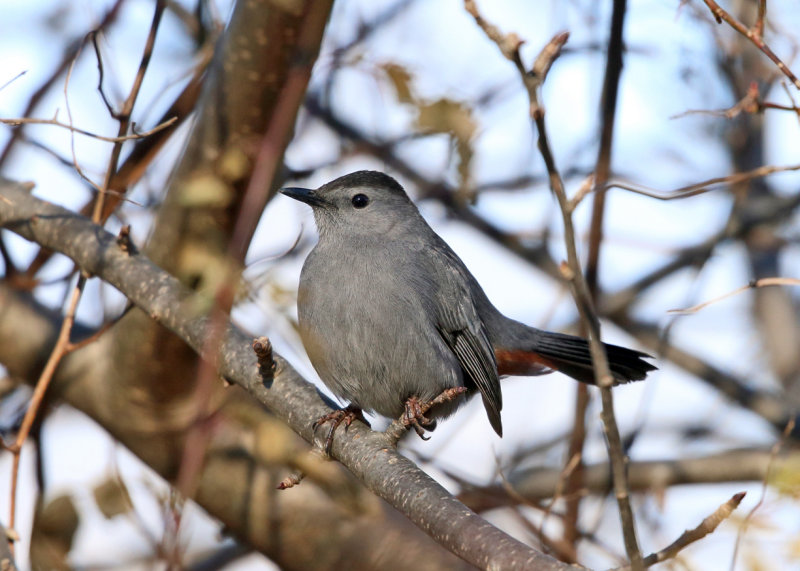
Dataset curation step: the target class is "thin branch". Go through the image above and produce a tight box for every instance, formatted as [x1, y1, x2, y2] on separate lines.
[0, 0, 125, 167]
[585, 0, 627, 291]
[571, 0, 629, 557]
[604, 162, 800, 200]
[615, 492, 746, 570]
[3, 274, 86, 555]
[464, 2, 643, 566]
[0, 115, 177, 143]
[457, 447, 799, 507]
[731, 419, 795, 570]
[0, 71, 27, 93]
[701, 0, 800, 90]
[668, 277, 800, 315]
[90, 31, 118, 118]
[780, 80, 800, 125]
[673, 80, 800, 119]
[92, 0, 166, 223]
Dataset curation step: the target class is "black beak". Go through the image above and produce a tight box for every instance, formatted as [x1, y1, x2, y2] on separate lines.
[280, 187, 329, 208]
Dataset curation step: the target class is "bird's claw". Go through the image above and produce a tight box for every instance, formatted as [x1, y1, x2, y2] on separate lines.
[401, 387, 468, 441]
[312, 405, 368, 455]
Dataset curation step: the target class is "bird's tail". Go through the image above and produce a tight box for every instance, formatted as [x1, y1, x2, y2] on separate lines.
[534, 331, 656, 385]
[495, 329, 656, 385]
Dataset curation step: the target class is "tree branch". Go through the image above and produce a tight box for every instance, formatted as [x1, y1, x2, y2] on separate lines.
[464, 1, 643, 565]
[458, 447, 796, 508]
[0, 178, 575, 570]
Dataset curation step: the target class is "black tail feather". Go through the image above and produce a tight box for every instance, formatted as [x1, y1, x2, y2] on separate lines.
[535, 331, 656, 385]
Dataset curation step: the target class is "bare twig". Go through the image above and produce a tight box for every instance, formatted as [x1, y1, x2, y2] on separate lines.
[780, 81, 800, 125]
[668, 277, 800, 315]
[0, 71, 27, 93]
[3, 276, 86, 555]
[605, 162, 800, 200]
[570, 0, 629, 557]
[0, 115, 177, 143]
[464, 2, 643, 566]
[731, 419, 795, 570]
[673, 80, 800, 119]
[92, 0, 166, 223]
[701, 0, 800, 90]
[22, 53, 209, 279]
[0, 0, 124, 167]
[616, 492, 746, 570]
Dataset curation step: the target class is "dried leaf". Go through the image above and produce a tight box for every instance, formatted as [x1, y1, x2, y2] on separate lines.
[93, 478, 133, 519]
[30, 494, 79, 571]
[770, 457, 800, 498]
[382, 63, 415, 104]
[416, 99, 476, 141]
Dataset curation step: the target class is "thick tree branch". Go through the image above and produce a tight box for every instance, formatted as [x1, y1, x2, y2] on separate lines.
[458, 447, 796, 509]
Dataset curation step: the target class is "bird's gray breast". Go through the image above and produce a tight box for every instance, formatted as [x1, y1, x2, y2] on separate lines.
[297, 237, 463, 418]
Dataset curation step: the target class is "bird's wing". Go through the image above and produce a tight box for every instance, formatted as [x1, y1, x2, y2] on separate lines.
[434, 254, 503, 436]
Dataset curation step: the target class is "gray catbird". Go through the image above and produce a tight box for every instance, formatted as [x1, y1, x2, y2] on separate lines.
[282, 171, 655, 444]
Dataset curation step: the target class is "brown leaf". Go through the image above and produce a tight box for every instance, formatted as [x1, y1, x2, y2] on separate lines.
[93, 478, 133, 519]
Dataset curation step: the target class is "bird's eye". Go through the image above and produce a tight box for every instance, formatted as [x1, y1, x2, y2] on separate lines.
[351, 193, 370, 208]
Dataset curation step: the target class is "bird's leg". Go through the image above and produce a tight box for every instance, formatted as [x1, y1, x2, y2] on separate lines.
[312, 405, 369, 455]
[403, 396, 434, 440]
[401, 387, 468, 441]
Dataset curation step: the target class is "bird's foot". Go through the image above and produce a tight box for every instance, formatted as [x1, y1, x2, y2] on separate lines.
[312, 405, 369, 455]
[401, 387, 468, 441]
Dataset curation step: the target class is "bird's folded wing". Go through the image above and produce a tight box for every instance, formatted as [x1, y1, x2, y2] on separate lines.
[435, 265, 503, 436]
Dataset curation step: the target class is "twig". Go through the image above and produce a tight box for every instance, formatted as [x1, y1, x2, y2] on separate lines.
[780, 81, 800, 126]
[21, 52, 209, 279]
[731, 418, 795, 570]
[91, 31, 118, 118]
[464, 1, 643, 565]
[571, 0, 629, 556]
[2, 275, 87, 555]
[668, 277, 800, 315]
[64, 43, 103, 194]
[615, 491, 746, 570]
[0, 0, 124, 167]
[604, 161, 800, 200]
[0, 71, 27, 93]
[0, 115, 176, 143]
[701, 0, 800, 90]
[66, 303, 134, 352]
[92, 0, 166, 223]
[673, 80, 800, 119]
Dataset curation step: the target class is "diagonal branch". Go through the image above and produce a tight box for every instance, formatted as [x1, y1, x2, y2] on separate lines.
[702, 0, 800, 90]
[0, 178, 575, 570]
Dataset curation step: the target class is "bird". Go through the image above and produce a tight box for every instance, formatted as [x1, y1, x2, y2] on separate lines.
[281, 170, 655, 446]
